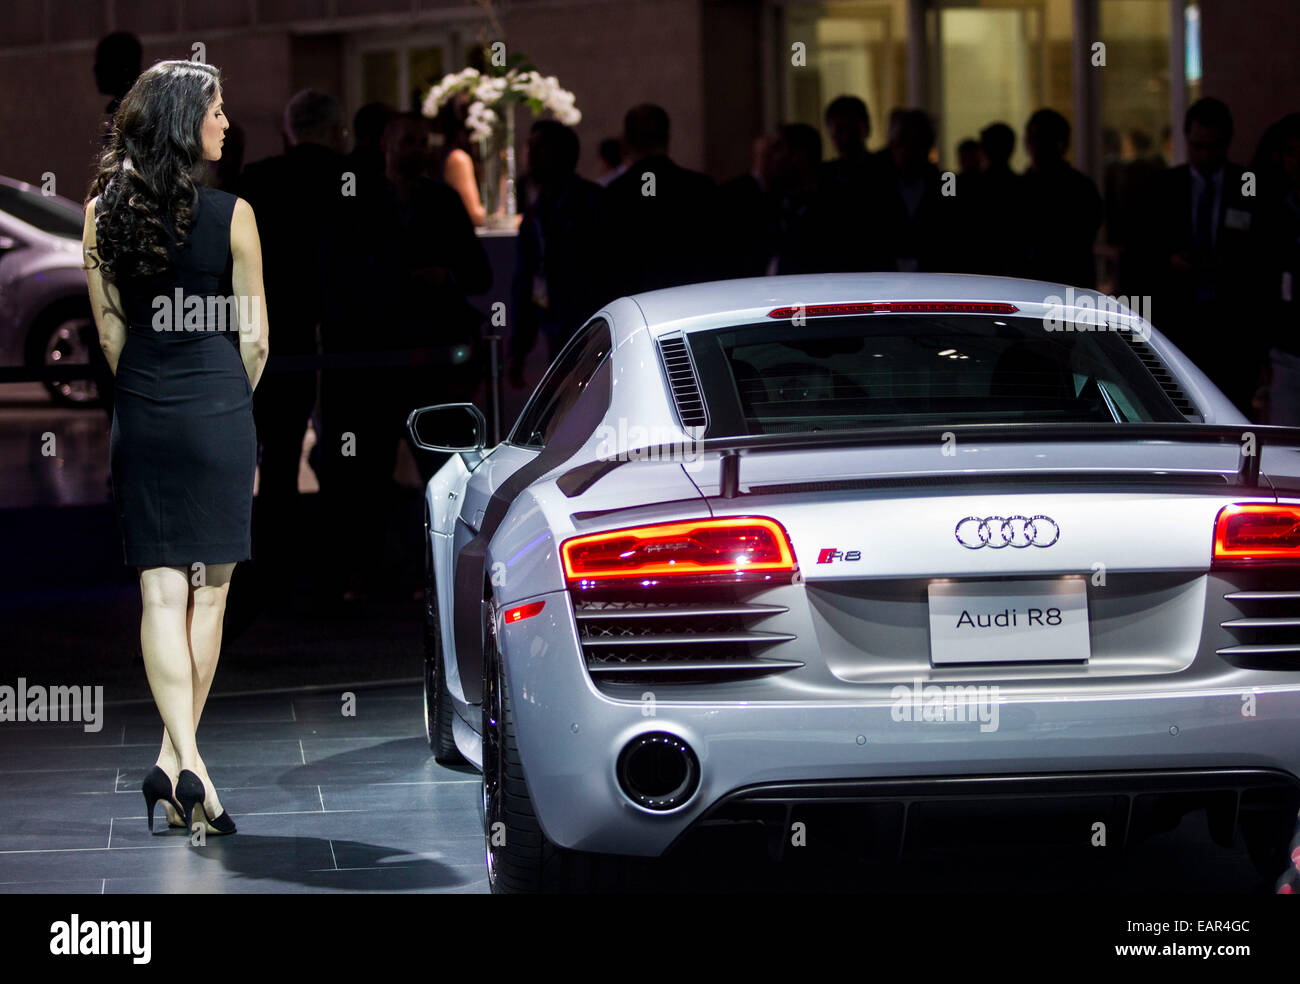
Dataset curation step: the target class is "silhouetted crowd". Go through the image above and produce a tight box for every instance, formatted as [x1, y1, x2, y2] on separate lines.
[233, 91, 1300, 602]
[512, 95, 1300, 427]
[85, 31, 1300, 602]
[224, 98, 492, 603]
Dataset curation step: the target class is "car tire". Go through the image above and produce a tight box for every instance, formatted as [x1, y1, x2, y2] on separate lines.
[424, 611, 462, 764]
[481, 597, 650, 893]
[25, 299, 101, 408]
[423, 525, 463, 764]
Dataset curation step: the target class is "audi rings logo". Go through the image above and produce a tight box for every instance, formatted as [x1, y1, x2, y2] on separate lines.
[955, 515, 1060, 549]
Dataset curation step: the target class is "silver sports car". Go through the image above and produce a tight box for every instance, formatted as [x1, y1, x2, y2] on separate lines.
[409, 273, 1300, 893]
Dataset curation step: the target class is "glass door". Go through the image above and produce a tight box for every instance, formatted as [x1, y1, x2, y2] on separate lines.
[779, 1, 910, 153]
[348, 32, 453, 116]
[929, 0, 1075, 171]
[1098, 0, 1172, 169]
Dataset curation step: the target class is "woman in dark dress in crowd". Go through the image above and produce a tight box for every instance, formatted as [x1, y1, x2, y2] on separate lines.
[82, 60, 269, 836]
[435, 92, 489, 226]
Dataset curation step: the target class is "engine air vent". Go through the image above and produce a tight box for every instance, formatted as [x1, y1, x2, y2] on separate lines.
[657, 334, 708, 429]
[574, 597, 799, 683]
[1219, 581, 1300, 667]
[1120, 332, 1201, 420]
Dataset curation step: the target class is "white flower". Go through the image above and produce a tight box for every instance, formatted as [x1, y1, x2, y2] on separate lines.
[473, 77, 504, 103]
[422, 67, 486, 117]
[424, 61, 581, 131]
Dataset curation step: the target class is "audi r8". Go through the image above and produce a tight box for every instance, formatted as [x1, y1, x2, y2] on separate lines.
[408, 273, 1300, 892]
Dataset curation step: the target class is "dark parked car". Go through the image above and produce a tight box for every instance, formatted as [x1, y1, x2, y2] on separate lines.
[0, 175, 98, 406]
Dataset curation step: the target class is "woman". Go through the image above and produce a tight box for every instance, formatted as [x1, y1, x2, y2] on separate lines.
[82, 60, 269, 836]
[434, 91, 488, 226]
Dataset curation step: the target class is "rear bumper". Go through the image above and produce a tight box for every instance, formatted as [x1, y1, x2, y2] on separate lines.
[500, 590, 1300, 857]
[669, 768, 1300, 865]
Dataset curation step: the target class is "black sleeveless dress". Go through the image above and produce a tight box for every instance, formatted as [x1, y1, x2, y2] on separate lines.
[109, 186, 256, 567]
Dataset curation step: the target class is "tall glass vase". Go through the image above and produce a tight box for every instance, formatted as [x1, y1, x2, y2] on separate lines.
[502, 103, 516, 222]
[478, 104, 517, 231]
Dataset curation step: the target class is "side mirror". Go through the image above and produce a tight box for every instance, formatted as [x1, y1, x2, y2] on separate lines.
[407, 402, 488, 453]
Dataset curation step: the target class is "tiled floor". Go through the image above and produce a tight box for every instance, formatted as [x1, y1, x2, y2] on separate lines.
[0, 684, 489, 894]
[4, 681, 1295, 893]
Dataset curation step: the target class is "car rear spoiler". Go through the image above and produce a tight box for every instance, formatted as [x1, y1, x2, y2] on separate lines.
[556, 422, 1300, 499]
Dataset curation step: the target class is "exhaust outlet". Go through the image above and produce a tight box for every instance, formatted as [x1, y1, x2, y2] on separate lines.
[617, 732, 700, 811]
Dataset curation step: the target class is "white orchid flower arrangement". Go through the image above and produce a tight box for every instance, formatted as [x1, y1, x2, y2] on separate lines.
[421, 59, 581, 142]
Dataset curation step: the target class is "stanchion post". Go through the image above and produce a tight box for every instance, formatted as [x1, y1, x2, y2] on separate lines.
[486, 334, 502, 445]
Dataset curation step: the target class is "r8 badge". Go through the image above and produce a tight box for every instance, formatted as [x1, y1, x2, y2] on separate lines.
[816, 548, 861, 563]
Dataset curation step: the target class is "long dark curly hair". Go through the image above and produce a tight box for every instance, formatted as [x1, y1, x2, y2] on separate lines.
[433, 91, 477, 170]
[85, 59, 222, 284]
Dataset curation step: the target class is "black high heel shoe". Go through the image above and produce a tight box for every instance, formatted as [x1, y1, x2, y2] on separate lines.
[141, 766, 187, 833]
[174, 769, 237, 835]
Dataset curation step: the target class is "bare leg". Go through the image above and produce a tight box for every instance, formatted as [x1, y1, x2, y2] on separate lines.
[139, 566, 199, 802]
[157, 562, 235, 820]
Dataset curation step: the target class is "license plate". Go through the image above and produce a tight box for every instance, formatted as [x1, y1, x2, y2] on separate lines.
[927, 579, 1090, 665]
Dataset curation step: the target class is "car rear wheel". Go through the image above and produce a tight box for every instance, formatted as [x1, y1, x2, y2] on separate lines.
[481, 597, 650, 893]
[26, 301, 101, 407]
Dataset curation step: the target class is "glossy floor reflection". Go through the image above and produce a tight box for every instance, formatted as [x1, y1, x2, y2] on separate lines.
[0, 385, 113, 509]
[0, 684, 489, 893]
[2, 678, 1290, 893]
[0, 337, 545, 511]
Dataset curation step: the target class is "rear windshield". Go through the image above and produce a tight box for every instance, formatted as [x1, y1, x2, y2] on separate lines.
[685, 314, 1184, 436]
[0, 184, 84, 239]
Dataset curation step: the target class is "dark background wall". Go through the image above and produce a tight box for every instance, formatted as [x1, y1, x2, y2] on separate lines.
[1200, 0, 1300, 164]
[0, 0, 1291, 199]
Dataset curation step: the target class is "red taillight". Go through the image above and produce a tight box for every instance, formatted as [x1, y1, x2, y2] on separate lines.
[561, 516, 798, 585]
[766, 301, 1019, 319]
[504, 600, 546, 622]
[1213, 504, 1300, 566]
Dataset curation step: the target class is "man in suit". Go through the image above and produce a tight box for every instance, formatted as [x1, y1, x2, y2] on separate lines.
[817, 95, 879, 272]
[766, 123, 842, 275]
[239, 89, 349, 599]
[596, 136, 626, 187]
[1020, 108, 1102, 289]
[867, 109, 953, 273]
[1255, 113, 1300, 425]
[343, 101, 393, 200]
[319, 111, 491, 600]
[1132, 98, 1264, 414]
[953, 122, 1025, 277]
[508, 120, 604, 386]
[94, 32, 140, 146]
[717, 134, 779, 279]
[595, 104, 720, 306]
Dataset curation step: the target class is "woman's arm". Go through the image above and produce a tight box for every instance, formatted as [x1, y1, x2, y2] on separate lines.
[444, 148, 487, 227]
[230, 197, 270, 389]
[82, 197, 128, 374]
